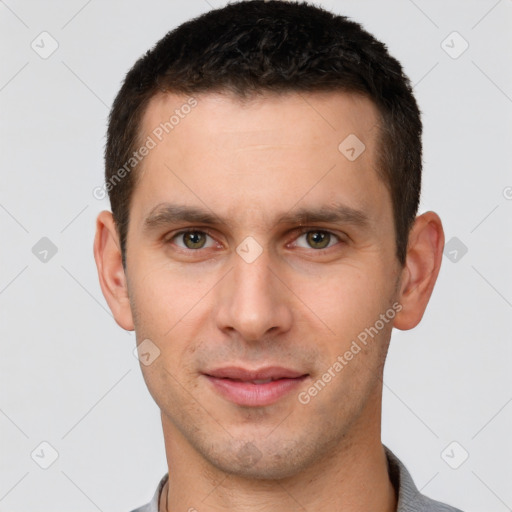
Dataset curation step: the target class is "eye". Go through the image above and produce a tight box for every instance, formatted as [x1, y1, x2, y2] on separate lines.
[171, 230, 216, 250]
[294, 230, 339, 250]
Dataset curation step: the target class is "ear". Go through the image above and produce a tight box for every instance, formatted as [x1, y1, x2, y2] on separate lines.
[93, 210, 134, 331]
[394, 211, 444, 331]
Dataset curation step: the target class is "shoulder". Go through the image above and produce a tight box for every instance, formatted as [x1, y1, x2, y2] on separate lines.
[128, 473, 168, 512]
[385, 446, 464, 512]
[129, 506, 151, 512]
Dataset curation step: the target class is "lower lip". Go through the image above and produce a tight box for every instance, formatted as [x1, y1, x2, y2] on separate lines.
[205, 375, 308, 407]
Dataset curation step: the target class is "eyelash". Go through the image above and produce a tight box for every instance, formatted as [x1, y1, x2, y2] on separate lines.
[291, 227, 342, 249]
[168, 228, 219, 250]
[166, 227, 344, 252]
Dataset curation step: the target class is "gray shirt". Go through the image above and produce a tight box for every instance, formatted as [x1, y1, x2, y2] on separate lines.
[130, 447, 463, 512]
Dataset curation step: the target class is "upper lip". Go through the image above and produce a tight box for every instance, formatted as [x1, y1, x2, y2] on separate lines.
[204, 366, 308, 381]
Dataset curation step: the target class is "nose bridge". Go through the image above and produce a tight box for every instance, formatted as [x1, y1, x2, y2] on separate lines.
[215, 247, 292, 340]
[233, 250, 272, 301]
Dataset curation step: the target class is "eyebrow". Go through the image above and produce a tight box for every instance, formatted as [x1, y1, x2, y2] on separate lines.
[143, 203, 220, 233]
[142, 202, 371, 233]
[276, 205, 371, 228]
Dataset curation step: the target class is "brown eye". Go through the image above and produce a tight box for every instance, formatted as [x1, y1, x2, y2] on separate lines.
[305, 231, 332, 249]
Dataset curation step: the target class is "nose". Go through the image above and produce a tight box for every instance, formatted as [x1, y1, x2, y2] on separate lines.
[214, 249, 293, 342]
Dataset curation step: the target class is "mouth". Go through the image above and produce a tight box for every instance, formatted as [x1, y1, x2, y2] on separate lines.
[203, 366, 309, 407]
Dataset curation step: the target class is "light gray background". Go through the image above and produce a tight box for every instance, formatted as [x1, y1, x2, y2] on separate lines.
[1, 1, 511, 511]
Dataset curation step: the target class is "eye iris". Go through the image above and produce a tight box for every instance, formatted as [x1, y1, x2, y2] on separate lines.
[306, 231, 330, 249]
[183, 231, 206, 249]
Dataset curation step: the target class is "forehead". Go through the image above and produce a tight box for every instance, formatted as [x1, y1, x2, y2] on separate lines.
[141, 89, 380, 148]
[132, 89, 389, 231]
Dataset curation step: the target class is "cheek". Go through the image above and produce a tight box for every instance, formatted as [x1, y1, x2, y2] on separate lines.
[130, 258, 211, 333]
[139, 357, 201, 428]
[296, 262, 391, 340]
[129, 260, 219, 382]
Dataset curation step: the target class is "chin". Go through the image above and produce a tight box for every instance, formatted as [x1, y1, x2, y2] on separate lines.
[202, 438, 319, 481]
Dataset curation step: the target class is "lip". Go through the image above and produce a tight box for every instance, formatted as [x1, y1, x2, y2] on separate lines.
[205, 366, 307, 381]
[203, 366, 309, 407]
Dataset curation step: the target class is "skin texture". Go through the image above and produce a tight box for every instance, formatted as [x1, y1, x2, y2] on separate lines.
[94, 91, 444, 512]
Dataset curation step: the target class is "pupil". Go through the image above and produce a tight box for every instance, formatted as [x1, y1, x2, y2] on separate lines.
[185, 232, 205, 248]
[307, 231, 329, 249]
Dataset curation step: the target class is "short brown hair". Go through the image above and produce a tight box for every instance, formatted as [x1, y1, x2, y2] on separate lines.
[105, 0, 422, 268]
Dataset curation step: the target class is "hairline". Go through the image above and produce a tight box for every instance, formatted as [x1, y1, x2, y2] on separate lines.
[130, 86, 392, 205]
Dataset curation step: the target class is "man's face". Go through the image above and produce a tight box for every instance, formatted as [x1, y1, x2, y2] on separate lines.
[124, 91, 403, 478]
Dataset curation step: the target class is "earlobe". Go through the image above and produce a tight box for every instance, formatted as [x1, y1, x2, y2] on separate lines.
[93, 210, 135, 331]
[394, 211, 445, 331]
